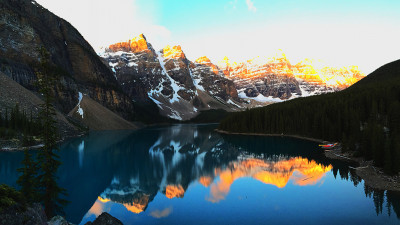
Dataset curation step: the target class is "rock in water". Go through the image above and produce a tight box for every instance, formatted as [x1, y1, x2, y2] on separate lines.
[84, 212, 123, 225]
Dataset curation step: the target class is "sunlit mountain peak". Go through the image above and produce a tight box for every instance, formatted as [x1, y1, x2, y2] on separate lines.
[195, 56, 212, 64]
[294, 58, 365, 88]
[162, 45, 186, 59]
[195, 56, 220, 74]
[218, 49, 365, 89]
[108, 33, 150, 53]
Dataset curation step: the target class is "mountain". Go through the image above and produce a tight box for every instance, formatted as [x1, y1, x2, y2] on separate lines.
[219, 59, 400, 174]
[101, 36, 365, 120]
[0, 0, 136, 125]
[218, 51, 365, 101]
[100, 34, 242, 120]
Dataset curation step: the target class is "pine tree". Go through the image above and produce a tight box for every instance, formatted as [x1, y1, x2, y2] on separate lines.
[35, 47, 67, 218]
[5, 108, 8, 128]
[0, 110, 3, 127]
[17, 149, 39, 203]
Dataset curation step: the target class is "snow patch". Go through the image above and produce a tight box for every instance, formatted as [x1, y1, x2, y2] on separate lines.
[77, 92, 84, 118]
[128, 62, 138, 67]
[156, 51, 182, 103]
[227, 99, 242, 108]
[238, 91, 283, 103]
[189, 67, 205, 91]
[169, 109, 183, 120]
[148, 95, 163, 108]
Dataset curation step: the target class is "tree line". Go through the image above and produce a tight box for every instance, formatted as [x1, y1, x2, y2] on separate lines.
[219, 60, 400, 174]
[0, 104, 41, 144]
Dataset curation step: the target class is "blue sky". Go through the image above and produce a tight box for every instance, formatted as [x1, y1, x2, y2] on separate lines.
[36, 0, 400, 74]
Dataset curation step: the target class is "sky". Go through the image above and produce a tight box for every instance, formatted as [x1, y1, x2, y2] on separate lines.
[35, 0, 400, 74]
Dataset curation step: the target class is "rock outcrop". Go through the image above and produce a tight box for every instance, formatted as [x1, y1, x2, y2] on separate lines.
[109, 34, 150, 54]
[84, 212, 123, 225]
[0, 203, 47, 225]
[47, 215, 74, 225]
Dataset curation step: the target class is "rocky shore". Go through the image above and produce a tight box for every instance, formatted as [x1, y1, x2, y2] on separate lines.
[324, 147, 400, 192]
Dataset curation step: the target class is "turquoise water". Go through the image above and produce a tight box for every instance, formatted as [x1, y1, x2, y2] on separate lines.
[0, 124, 399, 224]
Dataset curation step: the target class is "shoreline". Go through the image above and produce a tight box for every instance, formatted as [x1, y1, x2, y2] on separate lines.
[215, 129, 400, 192]
[0, 132, 86, 152]
[0, 122, 150, 152]
[215, 129, 326, 143]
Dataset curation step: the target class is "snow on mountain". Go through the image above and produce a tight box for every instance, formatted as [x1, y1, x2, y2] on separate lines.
[218, 51, 365, 101]
[100, 34, 242, 121]
[100, 35, 365, 121]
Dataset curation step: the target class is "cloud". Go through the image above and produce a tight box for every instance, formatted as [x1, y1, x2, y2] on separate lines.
[245, 0, 257, 12]
[35, 0, 171, 51]
[150, 207, 173, 219]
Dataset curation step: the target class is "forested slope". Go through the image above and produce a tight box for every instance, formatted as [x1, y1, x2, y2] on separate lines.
[219, 59, 400, 174]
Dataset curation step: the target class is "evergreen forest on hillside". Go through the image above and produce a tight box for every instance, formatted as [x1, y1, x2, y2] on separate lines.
[219, 60, 400, 174]
[0, 104, 40, 146]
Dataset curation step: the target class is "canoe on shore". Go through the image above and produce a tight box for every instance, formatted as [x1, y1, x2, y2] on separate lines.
[319, 143, 338, 149]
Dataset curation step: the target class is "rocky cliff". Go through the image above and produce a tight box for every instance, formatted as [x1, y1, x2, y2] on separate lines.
[0, 0, 134, 121]
[101, 35, 242, 120]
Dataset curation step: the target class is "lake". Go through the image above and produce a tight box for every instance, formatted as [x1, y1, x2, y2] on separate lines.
[1, 124, 399, 224]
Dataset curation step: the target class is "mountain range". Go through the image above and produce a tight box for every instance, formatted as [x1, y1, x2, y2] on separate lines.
[100, 34, 365, 120]
[0, 0, 365, 129]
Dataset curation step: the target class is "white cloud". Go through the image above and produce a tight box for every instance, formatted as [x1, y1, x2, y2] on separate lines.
[35, 0, 171, 51]
[245, 0, 257, 12]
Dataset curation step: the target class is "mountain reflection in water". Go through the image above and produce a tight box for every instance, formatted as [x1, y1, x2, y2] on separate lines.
[0, 124, 399, 225]
[83, 155, 332, 219]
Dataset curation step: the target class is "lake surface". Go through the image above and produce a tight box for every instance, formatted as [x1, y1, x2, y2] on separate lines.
[1, 124, 399, 224]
